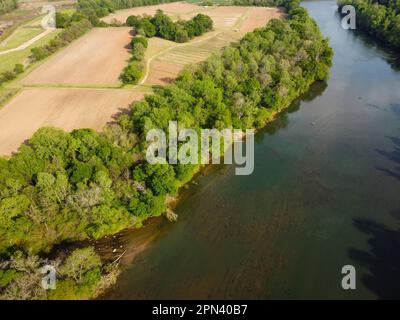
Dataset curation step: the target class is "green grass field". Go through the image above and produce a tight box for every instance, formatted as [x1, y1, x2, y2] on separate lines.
[0, 28, 61, 108]
[0, 26, 44, 52]
[0, 29, 61, 73]
[156, 31, 241, 66]
[0, 8, 39, 42]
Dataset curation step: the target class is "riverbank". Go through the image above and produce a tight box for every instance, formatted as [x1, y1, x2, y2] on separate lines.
[0, 0, 333, 300]
[104, 1, 400, 299]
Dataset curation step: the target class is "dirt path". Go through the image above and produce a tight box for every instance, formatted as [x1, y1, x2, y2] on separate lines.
[0, 28, 55, 56]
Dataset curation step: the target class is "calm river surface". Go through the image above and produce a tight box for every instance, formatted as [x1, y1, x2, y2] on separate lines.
[105, 0, 400, 299]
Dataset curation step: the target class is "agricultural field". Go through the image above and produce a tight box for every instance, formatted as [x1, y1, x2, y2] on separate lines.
[102, 2, 203, 24]
[0, 0, 75, 41]
[0, 3, 282, 156]
[0, 23, 43, 52]
[22, 28, 134, 86]
[0, 88, 145, 155]
[0, 27, 60, 73]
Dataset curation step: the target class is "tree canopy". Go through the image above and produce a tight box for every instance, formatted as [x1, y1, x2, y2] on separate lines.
[338, 0, 400, 49]
[126, 10, 213, 42]
[0, 0, 333, 299]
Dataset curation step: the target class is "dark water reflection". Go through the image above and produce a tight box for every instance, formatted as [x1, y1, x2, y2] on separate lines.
[104, 1, 400, 299]
[349, 217, 400, 299]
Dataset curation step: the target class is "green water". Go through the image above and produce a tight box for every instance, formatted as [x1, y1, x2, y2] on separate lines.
[105, 1, 400, 299]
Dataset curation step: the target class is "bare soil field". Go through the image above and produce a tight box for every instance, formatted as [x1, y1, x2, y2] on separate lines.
[102, 2, 202, 24]
[239, 7, 284, 33]
[22, 28, 133, 86]
[146, 60, 182, 85]
[0, 88, 144, 155]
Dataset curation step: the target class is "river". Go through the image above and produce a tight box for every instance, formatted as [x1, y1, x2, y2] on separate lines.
[104, 0, 400, 299]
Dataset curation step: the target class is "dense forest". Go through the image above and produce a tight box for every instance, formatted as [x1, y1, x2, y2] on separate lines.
[0, 0, 333, 299]
[0, 0, 18, 15]
[338, 0, 400, 49]
[126, 10, 213, 42]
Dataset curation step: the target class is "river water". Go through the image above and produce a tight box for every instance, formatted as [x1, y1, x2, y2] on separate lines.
[105, 0, 400, 299]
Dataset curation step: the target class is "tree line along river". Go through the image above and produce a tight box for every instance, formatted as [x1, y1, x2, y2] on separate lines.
[104, 0, 400, 299]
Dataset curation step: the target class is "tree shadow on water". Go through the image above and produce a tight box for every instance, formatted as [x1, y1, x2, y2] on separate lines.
[375, 136, 400, 182]
[349, 217, 400, 299]
[258, 81, 328, 140]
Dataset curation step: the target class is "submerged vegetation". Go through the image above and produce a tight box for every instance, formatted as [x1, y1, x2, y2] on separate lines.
[338, 0, 400, 50]
[0, 0, 333, 299]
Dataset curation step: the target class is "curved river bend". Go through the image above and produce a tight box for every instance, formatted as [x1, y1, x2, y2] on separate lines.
[105, 0, 400, 299]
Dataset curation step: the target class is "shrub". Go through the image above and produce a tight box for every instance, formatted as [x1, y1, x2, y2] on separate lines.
[120, 62, 143, 84]
[56, 12, 71, 28]
[13, 64, 24, 74]
[131, 36, 148, 49]
[30, 19, 92, 62]
[131, 42, 146, 61]
[0, 0, 18, 15]
[126, 15, 141, 27]
[0, 71, 16, 83]
[174, 28, 189, 43]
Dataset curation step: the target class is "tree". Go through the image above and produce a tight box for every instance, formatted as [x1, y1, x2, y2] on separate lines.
[131, 36, 148, 48]
[175, 28, 189, 43]
[13, 64, 24, 74]
[59, 247, 101, 283]
[120, 62, 143, 84]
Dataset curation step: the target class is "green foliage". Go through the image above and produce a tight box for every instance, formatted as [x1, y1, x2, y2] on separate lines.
[125, 10, 213, 43]
[338, 0, 400, 49]
[133, 164, 178, 196]
[0, 63, 25, 86]
[30, 19, 93, 62]
[59, 247, 101, 282]
[13, 63, 24, 74]
[0, 0, 18, 15]
[131, 36, 149, 48]
[0, 0, 333, 300]
[56, 12, 72, 28]
[0, 269, 19, 288]
[0, 247, 118, 300]
[126, 14, 141, 27]
[0, 70, 16, 83]
[120, 61, 143, 84]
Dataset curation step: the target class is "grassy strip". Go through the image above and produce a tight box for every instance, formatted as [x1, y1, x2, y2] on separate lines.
[0, 29, 61, 74]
